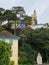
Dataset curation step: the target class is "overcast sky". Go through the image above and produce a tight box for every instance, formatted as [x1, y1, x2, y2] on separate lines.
[0, 0, 49, 24]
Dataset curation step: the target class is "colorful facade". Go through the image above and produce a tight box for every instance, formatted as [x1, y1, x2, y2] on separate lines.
[0, 30, 20, 65]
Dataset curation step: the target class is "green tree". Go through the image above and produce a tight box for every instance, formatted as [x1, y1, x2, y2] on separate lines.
[3, 10, 17, 35]
[0, 41, 14, 65]
[0, 25, 5, 32]
[23, 28, 49, 63]
[24, 15, 32, 25]
[18, 28, 49, 64]
[12, 6, 25, 15]
[0, 8, 5, 15]
[12, 6, 26, 22]
[19, 43, 37, 65]
[3, 10, 13, 21]
[0, 15, 6, 21]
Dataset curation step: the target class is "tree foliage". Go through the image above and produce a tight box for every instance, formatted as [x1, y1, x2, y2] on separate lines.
[24, 15, 32, 25]
[0, 25, 5, 32]
[24, 28, 49, 63]
[12, 6, 25, 15]
[3, 10, 17, 21]
[19, 28, 49, 65]
[0, 41, 14, 65]
[19, 43, 37, 65]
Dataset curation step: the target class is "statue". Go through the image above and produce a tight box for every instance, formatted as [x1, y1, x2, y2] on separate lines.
[37, 53, 42, 64]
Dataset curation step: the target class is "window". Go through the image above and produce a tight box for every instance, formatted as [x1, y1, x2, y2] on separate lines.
[9, 39, 13, 45]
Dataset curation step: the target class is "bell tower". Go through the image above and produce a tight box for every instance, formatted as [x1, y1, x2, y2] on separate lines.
[32, 10, 37, 25]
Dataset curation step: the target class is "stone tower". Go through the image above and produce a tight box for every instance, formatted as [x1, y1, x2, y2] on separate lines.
[32, 10, 37, 25]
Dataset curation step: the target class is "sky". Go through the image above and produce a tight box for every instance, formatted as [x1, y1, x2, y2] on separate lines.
[0, 0, 49, 24]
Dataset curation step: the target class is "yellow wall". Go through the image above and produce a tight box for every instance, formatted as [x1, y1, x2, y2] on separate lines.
[10, 40, 18, 65]
[0, 39, 18, 65]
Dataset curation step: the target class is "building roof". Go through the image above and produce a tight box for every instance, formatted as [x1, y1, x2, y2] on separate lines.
[31, 24, 47, 29]
[0, 30, 20, 40]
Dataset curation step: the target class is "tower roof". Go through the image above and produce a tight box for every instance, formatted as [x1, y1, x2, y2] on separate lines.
[34, 10, 36, 13]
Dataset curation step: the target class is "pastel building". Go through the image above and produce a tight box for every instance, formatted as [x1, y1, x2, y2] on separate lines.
[0, 30, 20, 65]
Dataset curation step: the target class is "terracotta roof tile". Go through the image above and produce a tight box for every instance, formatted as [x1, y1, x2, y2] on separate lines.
[0, 30, 17, 38]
